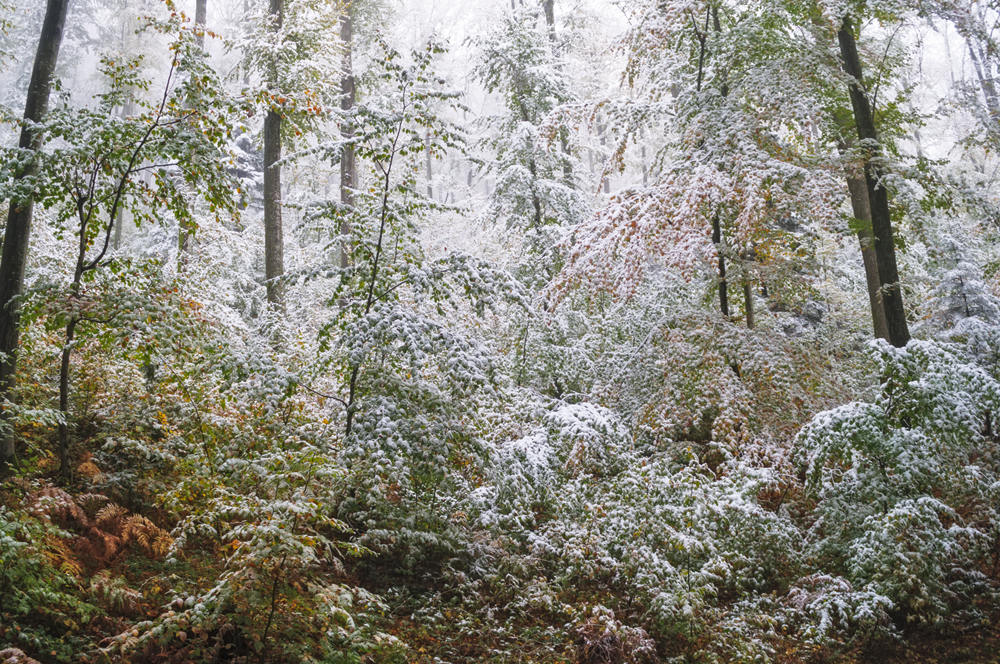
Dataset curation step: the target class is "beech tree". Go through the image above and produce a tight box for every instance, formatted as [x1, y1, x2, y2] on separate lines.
[234, 0, 341, 305]
[263, 0, 284, 304]
[471, 4, 585, 287]
[553, 0, 841, 324]
[837, 16, 910, 348]
[0, 6, 241, 478]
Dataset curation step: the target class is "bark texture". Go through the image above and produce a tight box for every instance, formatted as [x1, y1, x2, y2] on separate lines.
[264, 0, 284, 305]
[0, 0, 71, 471]
[195, 0, 207, 49]
[838, 17, 909, 348]
[846, 175, 890, 340]
[340, 2, 355, 270]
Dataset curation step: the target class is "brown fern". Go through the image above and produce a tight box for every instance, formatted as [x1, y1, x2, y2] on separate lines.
[95, 503, 128, 531]
[40, 533, 82, 577]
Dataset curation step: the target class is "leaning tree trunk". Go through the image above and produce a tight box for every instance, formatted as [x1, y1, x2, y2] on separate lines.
[263, 0, 284, 305]
[838, 17, 909, 348]
[0, 0, 71, 472]
[846, 173, 890, 340]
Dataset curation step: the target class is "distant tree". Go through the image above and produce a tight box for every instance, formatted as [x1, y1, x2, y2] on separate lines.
[553, 0, 839, 327]
[471, 5, 586, 287]
[339, 0, 355, 271]
[233, 0, 342, 306]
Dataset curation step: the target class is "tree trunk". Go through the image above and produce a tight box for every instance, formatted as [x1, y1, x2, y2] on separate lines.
[179, 2, 208, 268]
[426, 132, 433, 199]
[640, 127, 648, 187]
[264, 0, 284, 305]
[846, 175, 890, 340]
[340, 2, 355, 271]
[838, 17, 909, 348]
[0, 0, 70, 472]
[58, 317, 78, 481]
[968, 41, 1000, 122]
[743, 283, 754, 330]
[597, 116, 610, 193]
[542, 0, 555, 39]
[114, 207, 124, 251]
[195, 0, 207, 49]
[713, 213, 729, 317]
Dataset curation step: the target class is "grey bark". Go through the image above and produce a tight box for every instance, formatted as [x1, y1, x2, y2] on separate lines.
[743, 283, 754, 330]
[426, 132, 433, 199]
[264, 0, 284, 305]
[0, 0, 70, 472]
[838, 17, 909, 348]
[195, 0, 207, 49]
[340, 3, 355, 271]
[968, 41, 1000, 121]
[846, 174, 890, 340]
[179, 2, 208, 266]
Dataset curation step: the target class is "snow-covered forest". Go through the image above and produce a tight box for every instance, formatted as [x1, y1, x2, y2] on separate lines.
[2, 0, 1000, 662]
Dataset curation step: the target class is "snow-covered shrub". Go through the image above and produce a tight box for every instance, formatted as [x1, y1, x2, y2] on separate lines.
[796, 337, 1000, 628]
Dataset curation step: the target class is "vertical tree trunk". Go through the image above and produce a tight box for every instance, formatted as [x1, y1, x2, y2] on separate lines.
[58, 317, 77, 480]
[597, 116, 610, 193]
[195, 0, 207, 49]
[114, 103, 132, 253]
[179, 0, 208, 268]
[340, 2, 355, 271]
[838, 17, 909, 348]
[0, 0, 70, 472]
[542, 0, 555, 39]
[968, 42, 1000, 121]
[264, 0, 284, 305]
[114, 208, 124, 251]
[743, 283, 755, 329]
[713, 213, 729, 317]
[426, 132, 433, 199]
[640, 126, 648, 187]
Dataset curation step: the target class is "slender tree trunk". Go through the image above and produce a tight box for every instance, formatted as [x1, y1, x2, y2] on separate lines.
[700, 7, 729, 319]
[713, 213, 729, 317]
[264, 0, 284, 305]
[0, 0, 70, 472]
[114, 208, 124, 251]
[838, 17, 909, 348]
[968, 41, 1000, 121]
[542, 0, 555, 40]
[426, 132, 433, 199]
[743, 283, 754, 330]
[178, 0, 208, 268]
[58, 317, 77, 480]
[340, 2, 355, 271]
[640, 127, 648, 187]
[597, 116, 610, 193]
[114, 99, 133, 254]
